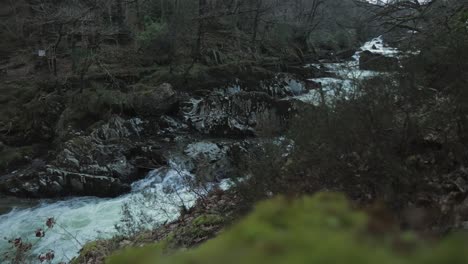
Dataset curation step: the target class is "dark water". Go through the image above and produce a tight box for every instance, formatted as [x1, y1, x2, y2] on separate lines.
[0, 195, 39, 215]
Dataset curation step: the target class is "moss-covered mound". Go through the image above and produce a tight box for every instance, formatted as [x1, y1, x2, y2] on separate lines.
[107, 193, 468, 264]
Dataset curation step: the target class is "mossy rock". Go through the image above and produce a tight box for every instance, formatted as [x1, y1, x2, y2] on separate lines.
[71, 241, 103, 264]
[71, 238, 124, 264]
[163, 213, 226, 250]
[106, 192, 468, 264]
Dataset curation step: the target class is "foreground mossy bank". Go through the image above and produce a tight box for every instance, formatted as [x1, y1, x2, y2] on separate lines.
[106, 193, 468, 264]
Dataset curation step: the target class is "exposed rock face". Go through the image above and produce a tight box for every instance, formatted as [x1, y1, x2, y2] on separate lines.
[45, 168, 131, 197]
[258, 75, 307, 98]
[359, 50, 399, 71]
[0, 116, 166, 197]
[182, 92, 294, 137]
[52, 116, 143, 181]
[0, 73, 306, 199]
[0, 166, 130, 198]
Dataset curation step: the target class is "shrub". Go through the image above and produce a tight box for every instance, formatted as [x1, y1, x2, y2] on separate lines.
[236, 76, 421, 207]
[106, 192, 468, 264]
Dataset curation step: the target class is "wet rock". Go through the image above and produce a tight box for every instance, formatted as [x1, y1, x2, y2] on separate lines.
[0, 163, 131, 198]
[335, 49, 356, 61]
[157, 115, 189, 136]
[359, 50, 399, 71]
[305, 80, 322, 90]
[53, 116, 162, 181]
[94, 116, 145, 140]
[45, 167, 131, 197]
[183, 141, 251, 182]
[184, 142, 229, 181]
[185, 142, 224, 162]
[182, 92, 294, 137]
[0, 115, 167, 198]
[258, 74, 307, 98]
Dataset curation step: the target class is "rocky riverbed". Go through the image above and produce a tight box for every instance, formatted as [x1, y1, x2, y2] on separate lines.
[0, 36, 402, 262]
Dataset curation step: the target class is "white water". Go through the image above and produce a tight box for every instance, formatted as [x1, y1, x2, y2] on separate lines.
[0, 161, 231, 263]
[293, 36, 399, 104]
[0, 36, 397, 263]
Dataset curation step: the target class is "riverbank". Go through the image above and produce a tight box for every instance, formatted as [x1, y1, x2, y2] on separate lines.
[0, 35, 404, 263]
[70, 188, 241, 264]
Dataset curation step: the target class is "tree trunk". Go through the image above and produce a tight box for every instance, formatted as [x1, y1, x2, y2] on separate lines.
[194, 0, 207, 60]
[251, 0, 262, 44]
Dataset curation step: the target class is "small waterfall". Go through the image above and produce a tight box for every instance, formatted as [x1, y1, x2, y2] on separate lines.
[294, 36, 399, 104]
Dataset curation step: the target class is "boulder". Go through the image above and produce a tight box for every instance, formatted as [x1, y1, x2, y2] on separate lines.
[183, 141, 251, 182]
[359, 50, 399, 71]
[184, 142, 231, 181]
[0, 115, 166, 198]
[53, 116, 143, 182]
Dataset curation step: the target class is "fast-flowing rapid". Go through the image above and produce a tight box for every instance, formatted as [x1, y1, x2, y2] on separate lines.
[0, 161, 229, 263]
[0, 36, 398, 264]
[294, 36, 400, 104]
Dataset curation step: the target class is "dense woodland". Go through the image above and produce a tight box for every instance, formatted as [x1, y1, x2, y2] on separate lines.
[0, 0, 374, 90]
[1, 0, 468, 263]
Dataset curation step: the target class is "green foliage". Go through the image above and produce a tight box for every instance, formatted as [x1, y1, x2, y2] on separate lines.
[71, 238, 125, 264]
[236, 75, 421, 205]
[70, 242, 101, 264]
[106, 242, 166, 264]
[106, 193, 468, 264]
[192, 214, 224, 227]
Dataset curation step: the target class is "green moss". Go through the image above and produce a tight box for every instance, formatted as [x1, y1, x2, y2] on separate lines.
[70, 241, 101, 264]
[71, 237, 125, 264]
[168, 219, 216, 248]
[192, 214, 224, 227]
[106, 240, 168, 264]
[106, 192, 468, 264]
[133, 231, 156, 245]
[82, 241, 100, 252]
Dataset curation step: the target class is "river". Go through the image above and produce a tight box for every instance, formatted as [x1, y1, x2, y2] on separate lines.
[0, 36, 399, 263]
[0, 161, 231, 263]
